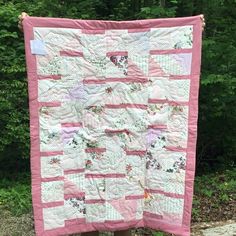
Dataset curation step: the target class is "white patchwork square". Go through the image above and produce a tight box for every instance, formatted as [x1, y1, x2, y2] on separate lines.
[60, 57, 84, 76]
[156, 151, 186, 172]
[41, 155, 63, 178]
[38, 79, 61, 102]
[64, 197, 85, 220]
[38, 79, 85, 103]
[58, 101, 84, 123]
[125, 175, 145, 196]
[37, 55, 62, 76]
[149, 78, 169, 100]
[41, 181, 64, 203]
[34, 27, 82, 53]
[166, 130, 188, 148]
[126, 155, 146, 177]
[39, 110, 61, 131]
[105, 178, 126, 200]
[106, 29, 128, 51]
[124, 31, 150, 55]
[85, 203, 106, 222]
[169, 79, 190, 102]
[150, 26, 193, 50]
[167, 106, 188, 133]
[162, 197, 184, 215]
[103, 108, 148, 132]
[43, 206, 65, 230]
[81, 34, 106, 57]
[129, 54, 149, 76]
[86, 148, 125, 175]
[83, 83, 106, 107]
[62, 150, 85, 171]
[105, 59, 127, 78]
[85, 178, 106, 200]
[146, 170, 185, 195]
[39, 124, 62, 152]
[147, 103, 169, 125]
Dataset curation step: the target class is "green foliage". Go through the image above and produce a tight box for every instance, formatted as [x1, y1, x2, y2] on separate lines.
[194, 169, 236, 198]
[196, 0, 236, 171]
[0, 2, 30, 162]
[192, 168, 235, 221]
[0, 0, 235, 172]
[0, 173, 31, 216]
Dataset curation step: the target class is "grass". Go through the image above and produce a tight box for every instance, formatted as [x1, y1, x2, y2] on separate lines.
[192, 168, 236, 222]
[0, 172, 32, 216]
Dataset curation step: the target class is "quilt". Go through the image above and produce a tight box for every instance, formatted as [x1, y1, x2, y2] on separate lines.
[23, 15, 202, 236]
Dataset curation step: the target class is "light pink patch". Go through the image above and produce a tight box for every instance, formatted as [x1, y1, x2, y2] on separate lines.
[64, 178, 83, 195]
[148, 56, 167, 76]
[109, 199, 137, 221]
[128, 59, 146, 77]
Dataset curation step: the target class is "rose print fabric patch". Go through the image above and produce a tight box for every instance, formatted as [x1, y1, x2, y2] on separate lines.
[23, 15, 202, 236]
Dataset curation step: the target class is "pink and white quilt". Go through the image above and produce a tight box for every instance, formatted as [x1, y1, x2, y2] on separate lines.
[23, 15, 202, 236]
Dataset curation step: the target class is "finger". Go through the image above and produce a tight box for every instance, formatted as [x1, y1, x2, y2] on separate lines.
[18, 12, 29, 22]
[18, 21, 22, 28]
[18, 24, 23, 31]
[18, 19, 23, 26]
[202, 23, 206, 31]
[22, 12, 29, 19]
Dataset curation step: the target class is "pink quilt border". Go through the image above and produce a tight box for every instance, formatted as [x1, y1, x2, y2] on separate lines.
[23, 15, 202, 236]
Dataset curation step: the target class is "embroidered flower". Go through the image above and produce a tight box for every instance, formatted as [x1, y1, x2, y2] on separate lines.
[40, 107, 49, 116]
[146, 151, 162, 170]
[166, 156, 186, 173]
[110, 56, 117, 65]
[88, 105, 104, 114]
[173, 156, 186, 172]
[85, 159, 92, 169]
[171, 105, 184, 116]
[130, 83, 142, 92]
[68, 197, 86, 214]
[105, 87, 113, 94]
[90, 152, 104, 160]
[86, 140, 99, 148]
[49, 157, 61, 165]
[126, 164, 132, 174]
[144, 190, 155, 206]
[144, 191, 150, 199]
[110, 55, 128, 75]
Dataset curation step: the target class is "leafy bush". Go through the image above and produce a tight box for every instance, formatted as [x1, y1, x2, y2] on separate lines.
[192, 168, 236, 222]
[0, 2, 29, 161]
[0, 173, 31, 216]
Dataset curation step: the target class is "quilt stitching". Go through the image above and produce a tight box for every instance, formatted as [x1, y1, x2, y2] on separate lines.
[23, 16, 202, 236]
